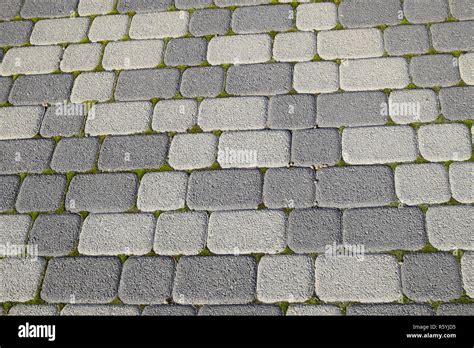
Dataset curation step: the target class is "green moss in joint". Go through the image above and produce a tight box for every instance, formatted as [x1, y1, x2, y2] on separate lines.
[117, 255, 129, 263]
[278, 301, 289, 314]
[420, 243, 439, 253]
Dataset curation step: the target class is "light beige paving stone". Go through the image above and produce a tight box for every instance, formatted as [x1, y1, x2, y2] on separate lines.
[449, 162, 474, 203]
[137, 172, 188, 212]
[207, 34, 272, 65]
[78, 0, 115, 16]
[459, 53, 474, 85]
[60, 43, 102, 72]
[0, 106, 44, 140]
[31, 18, 90, 45]
[273, 32, 317, 62]
[0, 46, 63, 76]
[129, 11, 189, 39]
[296, 3, 337, 31]
[102, 40, 164, 70]
[461, 252, 474, 297]
[168, 133, 217, 170]
[88, 15, 130, 42]
[388, 89, 439, 124]
[293, 61, 339, 93]
[70, 72, 116, 103]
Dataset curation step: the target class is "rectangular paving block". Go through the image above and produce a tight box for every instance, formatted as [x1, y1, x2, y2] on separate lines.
[8, 305, 59, 316]
[342, 126, 419, 164]
[218, 130, 290, 168]
[60, 304, 140, 316]
[20, 0, 78, 18]
[417, 124, 471, 162]
[291, 128, 341, 167]
[198, 97, 267, 131]
[129, 11, 189, 39]
[65, 173, 138, 213]
[388, 89, 439, 124]
[231, 5, 293, 34]
[402, 253, 462, 301]
[1, 46, 63, 76]
[437, 303, 474, 316]
[461, 252, 473, 297]
[0, 175, 21, 212]
[215, 0, 271, 5]
[0, 77, 12, 103]
[88, 15, 129, 42]
[403, 0, 448, 23]
[207, 34, 272, 65]
[98, 134, 168, 171]
[71, 72, 115, 103]
[287, 304, 342, 316]
[199, 304, 282, 316]
[118, 256, 175, 304]
[15, 174, 67, 213]
[0, 215, 31, 256]
[0, 21, 34, 47]
[78, 0, 115, 16]
[79, 213, 155, 255]
[102, 40, 164, 70]
[0, 0, 23, 20]
[296, 3, 337, 31]
[137, 172, 188, 211]
[60, 43, 102, 73]
[293, 61, 339, 94]
[268, 94, 316, 130]
[0, 139, 55, 174]
[172, 256, 257, 304]
[449, 0, 474, 20]
[316, 166, 396, 208]
[186, 169, 262, 211]
[257, 255, 314, 303]
[85, 102, 152, 136]
[449, 162, 474, 203]
[317, 91, 388, 127]
[168, 133, 217, 170]
[207, 210, 286, 254]
[142, 305, 197, 316]
[41, 257, 121, 303]
[117, 0, 173, 13]
[338, 0, 402, 28]
[340, 57, 410, 91]
[164, 38, 207, 67]
[180, 66, 224, 98]
[0, 258, 46, 302]
[9, 74, 74, 106]
[439, 87, 474, 120]
[31, 18, 90, 45]
[347, 304, 434, 316]
[189, 8, 231, 37]
[40, 104, 87, 138]
[315, 254, 402, 302]
[273, 32, 317, 62]
[51, 137, 99, 173]
[0, 106, 45, 140]
[343, 207, 426, 251]
[426, 206, 473, 251]
[175, 0, 213, 9]
[226, 63, 292, 96]
[317, 29, 383, 59]
[153, 99, 198, 132]
[384, 25, 430, 56]
[460, 53, 474, 85]
[430, 21, 474, 52]
[410, 54, 460, 87]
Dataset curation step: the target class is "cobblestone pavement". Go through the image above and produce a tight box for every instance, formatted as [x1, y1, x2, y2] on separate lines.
[0, 0, 473, 316]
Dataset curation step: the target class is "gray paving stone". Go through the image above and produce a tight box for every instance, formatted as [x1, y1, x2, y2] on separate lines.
[288, 208, 342, 253]
[268, 94, 316, 130]
[318, 29, 383, 59]
[51, 137, 99, 173]
[263, 167, 315, 209]
[0, 139, 55, 174]
[410, 55, 460, 88]
[102, 40, 165, 70]
[168, 133, 217, 170]
[388, 89, 439, 124]
[65, 173, 138, 213]
[286, 304, 342, 316]
[60, 43, 102, 73]
[115, 68, 180, 101]
[16, 175, 67, 213]
[437, 303, 474, 316]
[189, 8, 231, 37]
[79, 213, 155, 255]
[71, 72, 115, 103]
[342, 126, 418, 164]
[296, 3, 337, 31]
[175, 0, 212, 9]
[0, 0, 23, 20]
[129, 11, 189, 39]
[207, 34, 272, 65]
[449, 0, 474, 20]
[0, 258, 46, 302]
[9, 74, 74, 106]
[85, 102, 152, 136]
[216, 0, 271, 5]
[0, 21, 34, 47]
[395, 164, 451, 205]
[343, 207, 426, 252]
[61, 304, 140, 316]
[98, 134, 169, 171]
[208, 210, 286, 255]
[418, 124, 471, 162]
[291, 129, 341, 167]
[403, 0, 448, 23]
[0, 106, 45, 140]
[0, 215, 31, 256]
[273, 32, 316, 62]
[317, 91, 388, 127]
[338, 0, 402, 28]
[41, 257, 121, 303]
[137, 172, 188, 211]
[28, 214, 81, 257]
[449, 162, 474, 203]
[40, 104, 87, 138]
[164, 38, 207, 67]
[218, 130, 290, 168]
[88, 15, 129, 42]
[173, 256, 257, 304]
[142, 305, 197, 316]
[0, 77, 12, 103]
[232, 5, 293, 34]
[316, 166, 396, 208]
[402, 253, 463, 301]
[117, 0, 173, 13]
[340, 57, 410, 91]
[0, 175, 20, 212]
[31, 18, 90, 45]
[186, 169, 262, 211]
[78, 0, 115, 16]
[460, 53, 474, 85]
[8, 305, 59, 316]
[226, 63, 292, 96]
[20, 0, 78, 18]
[180, 67, 224, 98]
[347, 304, 434, 316]
[154, 211, 208, 256]
[461, 252, 474, 297]
[199, 304, 282, 316]
[152, 99, 198, 132]
[430, 21, 474, 52]
[198, 97, 267, 131]
[119, 256, 175, 304]
[384, 25, 430, 56]
[439, 87, 474, 120]
[0, 45, 63, 76]
[293, 61, 339, 94]
[315, 254, 402, 303]
[426, 206, 473, 251]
